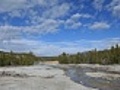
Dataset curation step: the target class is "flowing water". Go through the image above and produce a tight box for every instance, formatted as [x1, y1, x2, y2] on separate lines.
[66, 66, 120, 90]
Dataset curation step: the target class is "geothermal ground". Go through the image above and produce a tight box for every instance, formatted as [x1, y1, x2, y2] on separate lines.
[0, 64, 120, 90]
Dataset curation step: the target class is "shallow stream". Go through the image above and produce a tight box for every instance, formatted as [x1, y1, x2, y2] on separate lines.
[66, 66, 120, 90]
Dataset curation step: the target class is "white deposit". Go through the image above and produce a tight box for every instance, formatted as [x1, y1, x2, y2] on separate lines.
[0, 64, 98, 90]
[0, 64, 120, 90]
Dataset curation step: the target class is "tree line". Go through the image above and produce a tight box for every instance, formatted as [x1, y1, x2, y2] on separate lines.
[58, 44, 120, 64]
[0, 44, 119, 66]
[0, 51, 40, 66]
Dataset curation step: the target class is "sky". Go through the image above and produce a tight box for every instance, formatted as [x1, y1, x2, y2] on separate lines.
[0, 0, 120, 56]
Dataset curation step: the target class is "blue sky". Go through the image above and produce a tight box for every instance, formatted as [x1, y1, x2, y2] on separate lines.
[0, 0, 120, 56]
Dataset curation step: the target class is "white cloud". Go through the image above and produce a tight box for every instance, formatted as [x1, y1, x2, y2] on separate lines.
[65, 19, 82, 29]
[0, 38, 120, 56]
[0, 0, 70, 20]
[25, 19, 61, 34]
[1, 0, 70, 29]
[0, 0, 58, 13]
[0, 25, 23, 41]
[90, 22, 110, 30]
[113, 5, 120, 18]
[0, 19, 62, 40]
[71, 13, 93, 20]
[107, 0, 120, 18]
[8, 10, 22, 18]
[43, 3, 70, 19]
[0, 0, 119, 56]
[93, 0, 105, 11]
[65, 13, 93, 29]
[0, 0, 28, 13]
[64, 13, 93, 29]
[69, 22, 82, 29]
[30, 0, 58, 7]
